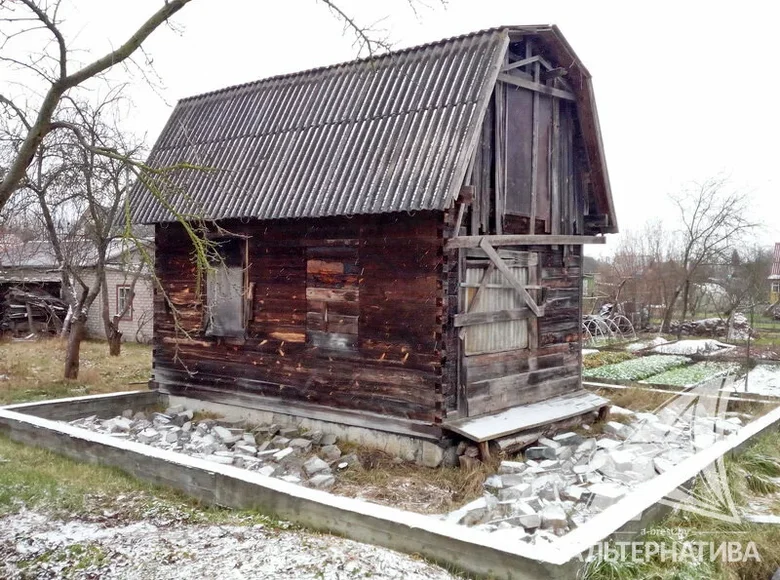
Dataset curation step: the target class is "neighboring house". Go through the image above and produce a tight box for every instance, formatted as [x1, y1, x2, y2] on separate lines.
[770, 243, 780, 304]
[0, 235, 154, 342]
[129, 26, 618, 459]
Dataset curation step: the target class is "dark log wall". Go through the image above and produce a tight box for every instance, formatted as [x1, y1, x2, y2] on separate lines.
[153, 212, 445, 434]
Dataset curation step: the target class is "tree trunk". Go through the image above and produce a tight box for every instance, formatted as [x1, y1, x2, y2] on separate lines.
[661, 287, 682, 334]
[678, 280, 691, 340]
[64, 316, 86, 379]
[107, 321, 122, 356]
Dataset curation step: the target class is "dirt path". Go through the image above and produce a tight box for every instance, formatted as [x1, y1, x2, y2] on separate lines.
[1, 509, 458, 580]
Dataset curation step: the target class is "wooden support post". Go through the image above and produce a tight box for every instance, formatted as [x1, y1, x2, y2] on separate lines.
[478, 440, 491, 461]
[528, 252, 539, 349]
[550, 98, 561, 235]
[529, 61, 540, 236]
[457, 248, 468, 417]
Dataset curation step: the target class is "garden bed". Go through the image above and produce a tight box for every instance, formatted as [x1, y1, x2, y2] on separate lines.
[640, 362, 741, 388]
[582, 355, 691, 383]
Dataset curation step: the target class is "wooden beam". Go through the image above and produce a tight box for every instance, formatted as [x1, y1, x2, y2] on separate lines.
[541, 67, 567, 81]
[529, 61, 540, 236]
[454, 308, 533, 328]
[445, 234, 606, 250]
[550, 99, 561, 235]
[501, 55, 541, 72]
[497, 73, 576, 102]
[479, 238, 543, 317]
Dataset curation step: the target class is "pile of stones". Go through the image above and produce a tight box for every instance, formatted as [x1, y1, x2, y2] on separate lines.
[69, 405, 359, 490]
[444, 405, 746, 544]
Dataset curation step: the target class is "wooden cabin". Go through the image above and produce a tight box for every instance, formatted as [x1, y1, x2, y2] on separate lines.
[129, 25, 618, 462]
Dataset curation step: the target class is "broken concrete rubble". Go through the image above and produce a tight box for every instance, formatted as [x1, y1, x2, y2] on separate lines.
[67, 411, 363, 491]
[442, 395, 748, 545]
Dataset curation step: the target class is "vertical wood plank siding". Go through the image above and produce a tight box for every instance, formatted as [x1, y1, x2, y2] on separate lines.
[459, 244, 582, 417]
[153, 213, 445, 426]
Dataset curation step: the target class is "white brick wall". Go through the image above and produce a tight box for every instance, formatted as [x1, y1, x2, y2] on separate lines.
[83, 269, 154, 343]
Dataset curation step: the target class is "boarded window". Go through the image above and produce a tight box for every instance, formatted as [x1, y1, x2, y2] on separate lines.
[204, 237, 247, 338]
[306, 247, 359, 351]
[505, 87, 533, 215]
[463, 261, 529, 355]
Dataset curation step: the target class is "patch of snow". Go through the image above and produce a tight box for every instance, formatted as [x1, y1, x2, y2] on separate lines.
[652, 339, 734, 357]
[0, 509, 456, 579]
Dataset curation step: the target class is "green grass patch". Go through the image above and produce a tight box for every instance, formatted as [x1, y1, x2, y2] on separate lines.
[583, 430, 780, 580]
[0, 435, 284, 528]
[640, 362, 741, 388]
[583, 355, 691, 382]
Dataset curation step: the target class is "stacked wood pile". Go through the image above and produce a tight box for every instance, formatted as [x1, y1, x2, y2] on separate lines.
[0, 288, 66, 336]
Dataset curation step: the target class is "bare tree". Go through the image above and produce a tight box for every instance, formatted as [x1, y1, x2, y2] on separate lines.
[0, 0, 193, 208]
[660, 178, 759, 333]
[8, 91, 147, 377]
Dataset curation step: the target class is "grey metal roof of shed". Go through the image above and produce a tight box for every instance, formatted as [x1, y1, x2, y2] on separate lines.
[130, 28, 509, 224]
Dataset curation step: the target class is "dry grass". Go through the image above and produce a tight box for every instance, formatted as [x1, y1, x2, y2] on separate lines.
[332, 444, 495, 514]
[594, 386, 679, 413]
[582, 351, 635, 370]
[0, 338, 151, 405]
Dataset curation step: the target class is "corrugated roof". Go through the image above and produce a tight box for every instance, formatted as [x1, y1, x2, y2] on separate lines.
[771, 242, 780, 279]
[130, 28, 509, 224]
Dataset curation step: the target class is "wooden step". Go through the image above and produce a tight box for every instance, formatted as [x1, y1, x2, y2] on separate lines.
[443, 390, 610, 443]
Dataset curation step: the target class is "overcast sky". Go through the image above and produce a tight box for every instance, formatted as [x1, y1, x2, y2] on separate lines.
[19, 0, 779, 255]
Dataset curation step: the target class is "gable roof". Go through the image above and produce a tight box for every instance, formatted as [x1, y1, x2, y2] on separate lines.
[770, 242, 780, 280]
[129, 25, 616, 231]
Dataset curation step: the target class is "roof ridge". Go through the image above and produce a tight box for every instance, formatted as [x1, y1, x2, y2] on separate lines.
[177, 26, 519, 104]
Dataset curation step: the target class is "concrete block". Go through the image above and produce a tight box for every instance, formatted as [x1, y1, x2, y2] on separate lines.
[320, 444, 342, 462]
[279, 426, 299, 438]
[540, 504, 568, 529]
[270, 435, 291, 448]
[561, 485, 587, 502]
[289, 438, 313, 453]
[308, 473, 336, 489]
[498, 460, 526, 474]
[500, 474, 528, 487]
[588, 482, 627, 510]
[214, 426, 242, 445]
[236, 444, 257, 456]
[498, 484, 532, 501]
[537, 437, 561, 449]
[319, 433, 337, 446]
[552, 432, 584, 447]
[303, 456, 331, 476]
[525, 446, 556, 461]
[420, 441, 444, 468]
[272, 447, 294, 462]
[256, 465, 277, 477]
[603, 422, 629, 438]
[137, 428, 159, 444]
[596, 438, 621, 450]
